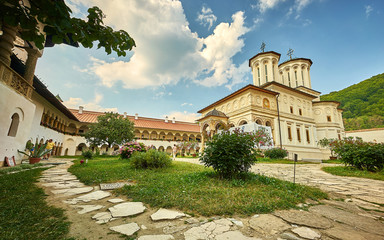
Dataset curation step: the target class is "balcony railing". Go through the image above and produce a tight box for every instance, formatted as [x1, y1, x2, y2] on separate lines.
[0, 60, 34, 99]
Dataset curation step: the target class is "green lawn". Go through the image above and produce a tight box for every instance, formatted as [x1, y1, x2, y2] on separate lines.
[69, 157, 327, 216]
[322, 166, 384, 181]
[0, 168, 71, 240]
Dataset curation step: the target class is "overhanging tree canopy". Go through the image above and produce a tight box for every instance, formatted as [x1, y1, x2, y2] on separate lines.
[0, 0, 135, 56]
[84, 112, 135, 148]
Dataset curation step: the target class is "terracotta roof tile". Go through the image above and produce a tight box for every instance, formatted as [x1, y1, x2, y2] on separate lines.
[69, 109, 200, 133]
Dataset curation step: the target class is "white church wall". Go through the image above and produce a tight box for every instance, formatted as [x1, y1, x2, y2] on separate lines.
[0, 83, 36, 164]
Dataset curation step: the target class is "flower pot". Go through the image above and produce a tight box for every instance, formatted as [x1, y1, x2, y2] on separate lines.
[29, 157, 41, 164]
[192, 154, 196, 157]
[329, 156, 337, 160]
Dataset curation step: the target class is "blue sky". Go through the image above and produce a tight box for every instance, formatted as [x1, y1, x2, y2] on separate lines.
[35, 0, 384, 122]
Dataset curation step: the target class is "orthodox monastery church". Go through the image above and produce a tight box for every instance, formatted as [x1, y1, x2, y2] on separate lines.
[0, 21, 343, 164]
[198, 51, 345, 160]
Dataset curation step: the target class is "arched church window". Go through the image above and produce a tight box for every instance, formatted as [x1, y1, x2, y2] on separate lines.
[265, 65, 268, 82]
[7, 113, 20, 137]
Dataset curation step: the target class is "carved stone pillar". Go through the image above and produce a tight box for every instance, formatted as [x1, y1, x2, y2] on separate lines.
[24, 48, 42, 84]
[0, 24, 17, 66]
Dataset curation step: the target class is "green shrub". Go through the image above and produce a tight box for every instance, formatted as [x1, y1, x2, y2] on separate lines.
[82, 150, 93, 159]
[264, 148, 288, 159]
[200, 129, 271, 178]
[130, 149, 172, 169]
[331, 137, 384, 172]
[120, 141, 146, 159]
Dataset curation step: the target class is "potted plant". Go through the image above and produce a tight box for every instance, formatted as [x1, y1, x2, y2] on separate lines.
[18, 142, 51, 164]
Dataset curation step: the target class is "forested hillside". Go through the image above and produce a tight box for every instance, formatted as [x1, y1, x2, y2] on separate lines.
[320, 73, 384, 131]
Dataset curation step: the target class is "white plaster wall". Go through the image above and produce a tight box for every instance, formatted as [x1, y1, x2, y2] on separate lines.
[346, 129, 384, 143]
[0, 83, 36, 164]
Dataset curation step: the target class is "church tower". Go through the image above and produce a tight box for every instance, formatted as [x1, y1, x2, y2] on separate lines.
[249, 51, 281, 87]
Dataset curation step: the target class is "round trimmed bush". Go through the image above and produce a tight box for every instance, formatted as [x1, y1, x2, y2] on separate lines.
[130, 149, 172, 169]
[264, 148, 288, 159]
[81, 150, 93, 159]
[200, 129, 270, 178]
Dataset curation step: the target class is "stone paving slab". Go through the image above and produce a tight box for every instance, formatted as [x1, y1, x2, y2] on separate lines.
[151, 208, 186, 221]
[249, 214, 291, 236]
[110, 223, 140, 236]
[138, 235, 175, 240]
[309, 205, 384, 236]
[73, 205, 104, 214]
[108, 198, 125, 203]
[109, 202, 146, 217]
[70, 190, 111, 203]
[51, 187, 94, 196]
[92, 211, 117, 224]
[100, 182, 133, 190]
[273, 210, 333, 229]
[292, 227, 321, 239]
[216, 231, 261, 240]
[42, 181, 85, 189]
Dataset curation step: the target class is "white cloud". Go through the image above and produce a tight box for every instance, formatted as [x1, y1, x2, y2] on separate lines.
[181, 102, 193, 106]
[195, 11, 250, 87]
[75, 0, 249, 90]
[365, 5, 373, 18]
[257, 0, 286, 13]
[162, 111, 201, 123]
[295, 0, 311, 12]
[63, 93, 118, 112]
[197, 6, 217, 30]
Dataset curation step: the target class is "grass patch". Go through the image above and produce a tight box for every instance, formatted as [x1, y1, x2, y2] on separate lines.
[322, 159, 342, 164]
[0, 168, 71, 240]
[322, 166, 384, 181]
[0, 163, 44, 175]
[69, 157, 327, 216]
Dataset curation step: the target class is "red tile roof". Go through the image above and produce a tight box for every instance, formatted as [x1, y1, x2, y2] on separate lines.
[69, 109, 200, 133]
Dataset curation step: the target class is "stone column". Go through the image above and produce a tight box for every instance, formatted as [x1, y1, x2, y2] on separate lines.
[24, 48, 42, 84]
[0, 24, 17, 66]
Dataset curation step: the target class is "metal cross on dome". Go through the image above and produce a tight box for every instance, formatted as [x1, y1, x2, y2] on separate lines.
[260, 42, 266, 52]
[287, 48, 294, 60]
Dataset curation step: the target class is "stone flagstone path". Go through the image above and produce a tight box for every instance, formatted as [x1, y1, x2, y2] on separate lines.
[38, 157, 384, 240]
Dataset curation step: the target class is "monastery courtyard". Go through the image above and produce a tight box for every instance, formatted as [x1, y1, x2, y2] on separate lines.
[40, 157, 384, 240]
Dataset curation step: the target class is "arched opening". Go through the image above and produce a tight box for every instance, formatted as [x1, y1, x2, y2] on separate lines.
[150, 131, 158, 140]
[64, 148, 69, 155]
[239, 120, 248, 126]
[228, 123, 235, 128]
[174, 133, 182, 141]
[67, 123, 77, 134]
[256, 119, 262, 125]
[182, 133, 188, 141]
[167, 132, 174, 141]
[265, 121, 272, 127]
[189, 134, 195, 141]
[78, 125, 89, 134]
[7, 113, 20, 137]
[158, 146, 165, 152]
[76, 143, 88, 155]
[134, 129, 141, 139]
[141, 130, 149, 139]
[166, 146, 172, 155]
[196, 134, 202, 142]
[159, 131, 166, 140]
[215, 122, 224, 132]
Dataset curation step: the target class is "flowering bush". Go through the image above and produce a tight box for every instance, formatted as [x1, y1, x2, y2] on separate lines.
[120, 141, 146, 159]
[330, 137, 384, 172]
[200, 128, 271, 178]
[264, 148, 288, 159]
